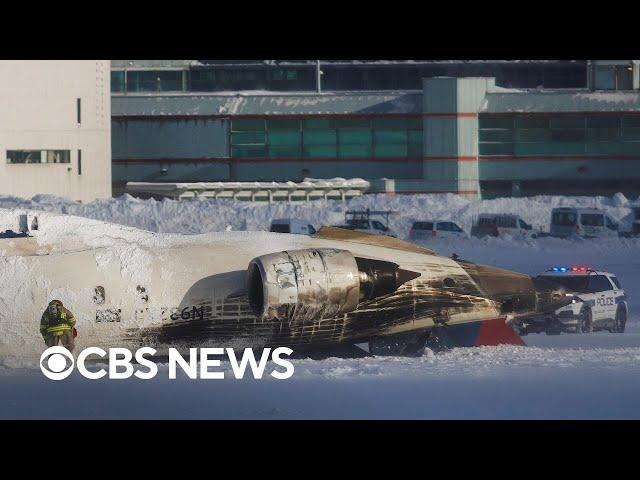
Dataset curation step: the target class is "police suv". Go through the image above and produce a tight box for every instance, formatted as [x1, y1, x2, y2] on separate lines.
[516, 266, 628, 335]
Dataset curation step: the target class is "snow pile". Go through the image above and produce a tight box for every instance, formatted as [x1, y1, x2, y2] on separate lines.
[0, 191, 637, 236]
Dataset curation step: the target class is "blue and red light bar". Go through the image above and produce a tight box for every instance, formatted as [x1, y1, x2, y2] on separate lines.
[548, 265, 592, 273]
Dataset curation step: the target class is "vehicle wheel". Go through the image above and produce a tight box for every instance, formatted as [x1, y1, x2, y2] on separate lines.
[577, 308, 593, 334]
[615, 306, 627, 333]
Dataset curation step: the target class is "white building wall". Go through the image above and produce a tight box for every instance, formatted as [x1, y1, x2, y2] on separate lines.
[0, 61, 111, 202]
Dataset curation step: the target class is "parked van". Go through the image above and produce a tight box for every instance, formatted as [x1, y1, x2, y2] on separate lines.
[471, 214, 535, 238]
[409, 221, 466, 240]
[269, 219, 316, 235]
[332, 209, 397, 237]
[550, 208, 618, 238]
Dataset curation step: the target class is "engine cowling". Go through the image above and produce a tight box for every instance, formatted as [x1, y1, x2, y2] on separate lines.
[246, 248, 420, 322]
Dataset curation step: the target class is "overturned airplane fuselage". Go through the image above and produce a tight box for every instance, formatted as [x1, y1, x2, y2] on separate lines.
[0, 221, 571, 357]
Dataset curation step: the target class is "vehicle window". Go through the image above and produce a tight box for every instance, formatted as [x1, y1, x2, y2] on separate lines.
[497, 217, 516, 228]
[552, 212, 577, 226]
[605, 217, 618, 231]
[270, 224, 290, 233]
[371, 220, 386, 231]
[413, 222, 433, 231]
[587, 275, 614, 292]
[478, 217, 496, 227]
[609, 276, 622, 289]
[349, 220, 369, 229]
[436, 222, 449, 231]
[518, 219, 532, 230]
[538, 275, 590, 293]
[307, 225, 316, 235]
[580, 214, 604, 227]
[450, 223, 463, 232]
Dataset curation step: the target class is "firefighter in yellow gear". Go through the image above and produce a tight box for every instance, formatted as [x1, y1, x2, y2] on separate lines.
[40, 300, 77, 352]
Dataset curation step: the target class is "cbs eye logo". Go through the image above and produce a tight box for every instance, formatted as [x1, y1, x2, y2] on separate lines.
[40, 346, 75, 380]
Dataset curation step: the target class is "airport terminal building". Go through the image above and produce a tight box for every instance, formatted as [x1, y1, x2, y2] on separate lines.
[111, 60, 640, 199]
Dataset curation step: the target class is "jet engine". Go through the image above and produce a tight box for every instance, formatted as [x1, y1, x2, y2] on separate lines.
[246, 248, 420, 322]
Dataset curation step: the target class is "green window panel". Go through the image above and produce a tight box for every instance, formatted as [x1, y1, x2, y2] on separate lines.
[303, 145, 338, 158]
[269, 145, 301, 157]
[231, 132, 266, 145]
[268, 131, 301, 146]
[479, 117, 513, 129]
[587, 128, 620, 142]
[622, 127, 640, 142]
[549, 116, 586, 129]
[304, 130, 337, 144]
[550, 130, 586, 142]
[268, 119, 301, 131]
[587, 116, 620, 128]
[516, 128, 550, 143]
[407, 140, 423, 157]
[335, 119, 371, 129]
[339, 144, 372, 158]
[622, 116, 640, 128]
[375, 144, 408, 157]
[479, 129, 514, 142]
[374, 130, 407, 144]
[231, 145, 267, 157]
[339, 129, 372, 145]
[616, 142, 640, 154]
[514, 142, 585, 155]
[111, 71, 125, 92]
[479, 143, 514, 155]
[303, 119, 335, 130]
[406, 118, 422, 130]
[515, 117, 549, 129]
[231, 119, 266, 132]
[408, 130, 423, 143]
[585, 142, 625, 154]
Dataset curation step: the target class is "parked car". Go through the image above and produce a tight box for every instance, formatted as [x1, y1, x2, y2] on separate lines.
[550, 208, 618, 238]
[409, 221, 466, 240]
[470, 214, 535, 238]
[269, 218, 316, 235]
[333, 209, 397, 237]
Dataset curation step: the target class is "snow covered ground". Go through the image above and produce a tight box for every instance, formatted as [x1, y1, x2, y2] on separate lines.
[1, 192, 640, 419]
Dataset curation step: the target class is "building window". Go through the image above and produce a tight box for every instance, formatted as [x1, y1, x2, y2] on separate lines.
[622, 117, 640, 142]
[593, 64, 633, 91]
[111, 71, 125, 92]
[267, 119, 301, 157]
[126, 70, 184, 92]
[78, 149, 82, 175]
[302, 119, 336, 157]
[77, 98, 81, 124]
[587, 116, 620, 142]
[231, 116, 423, 160]
[231, 119, 267, 157]
[480, 114, 640, 156]
[479, 116, 515, 155]
[7, 150, 71, 164]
